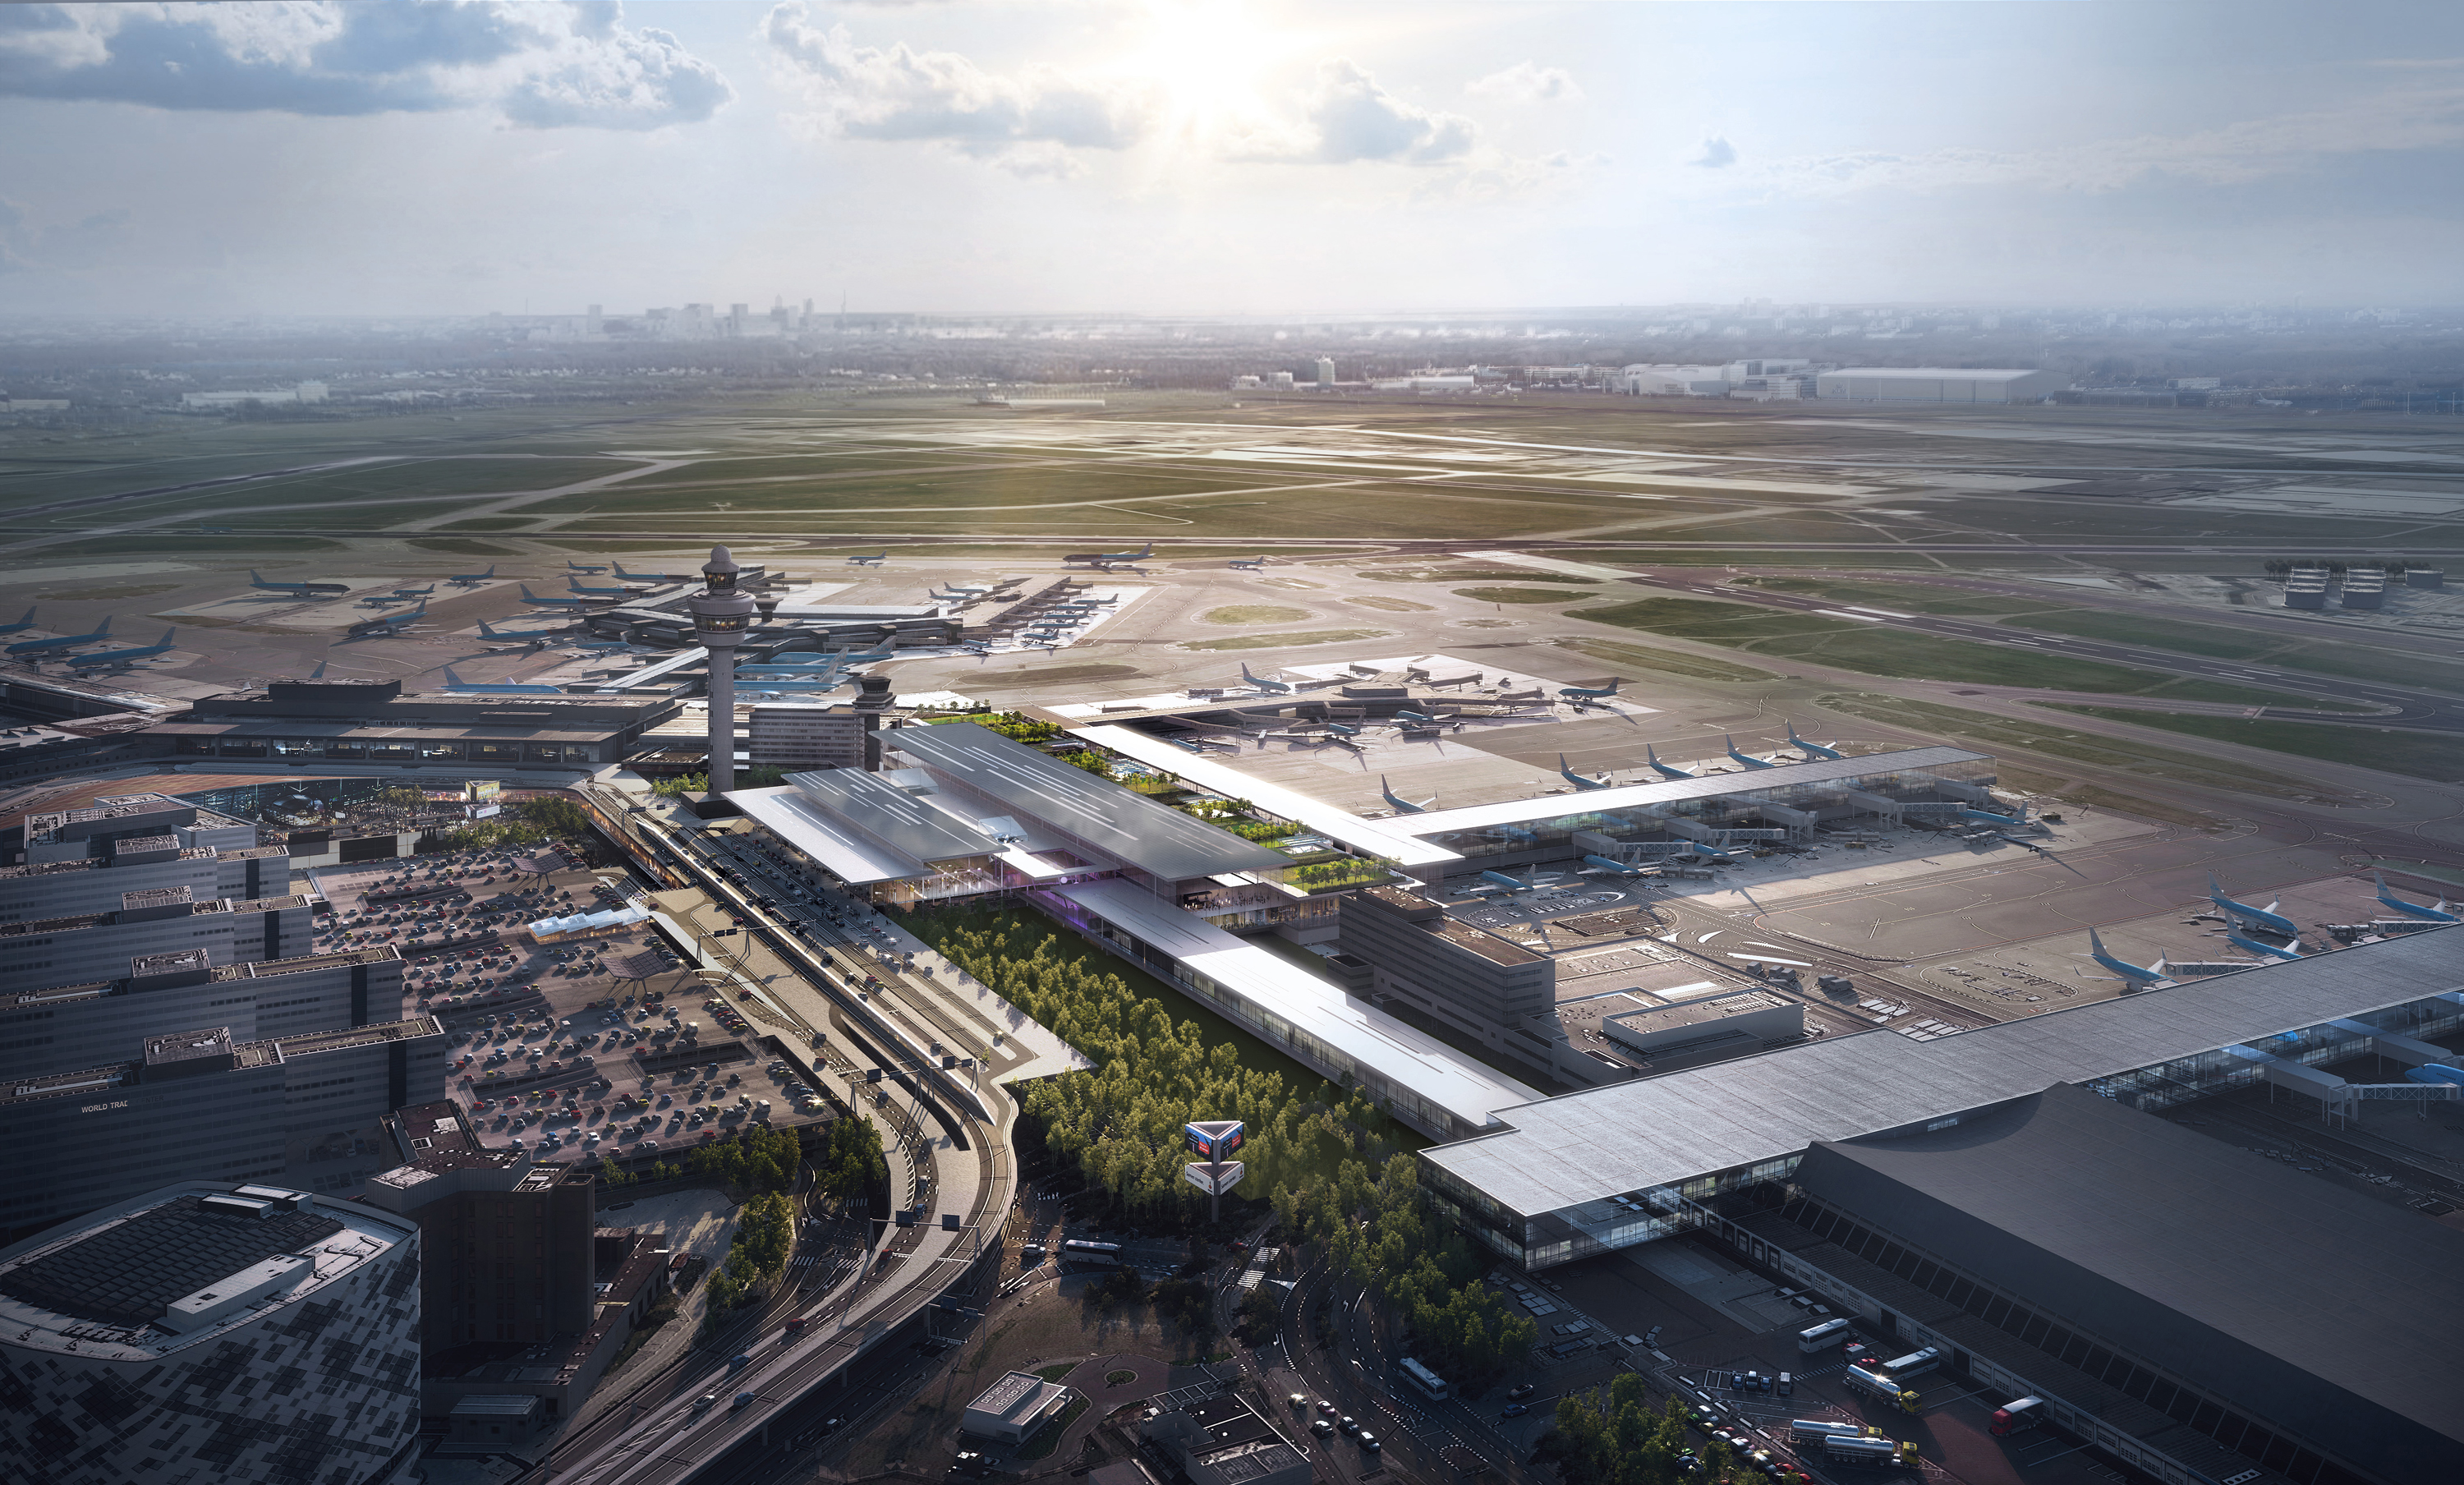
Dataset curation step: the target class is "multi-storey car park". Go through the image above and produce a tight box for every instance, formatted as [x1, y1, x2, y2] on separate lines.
[0, 1179, 423, 1485]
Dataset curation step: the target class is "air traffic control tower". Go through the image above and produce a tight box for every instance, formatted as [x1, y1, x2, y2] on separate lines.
[688, 545, 755, 794]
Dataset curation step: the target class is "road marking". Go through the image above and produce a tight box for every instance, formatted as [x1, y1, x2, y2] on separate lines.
[1817, 609, 1888, 622]
[1842, 605, 1915, 618]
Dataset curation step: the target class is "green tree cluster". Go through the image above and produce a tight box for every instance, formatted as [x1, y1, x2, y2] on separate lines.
[687, 1125, 802, 1193]
[1548, 1377, 1740, 1485]
[817, 1114, 887, 1202]
[928, 710, 1065, 743]
[414, 795, 611, 857]
[705, 1189, 798, 1313]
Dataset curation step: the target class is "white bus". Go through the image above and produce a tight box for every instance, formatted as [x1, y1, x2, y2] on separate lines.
[1798, 1317, 1854, 1353]
[1398, 1357, 1450, 1401]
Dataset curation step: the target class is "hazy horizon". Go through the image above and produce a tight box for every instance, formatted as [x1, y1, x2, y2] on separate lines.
[5, 0, 2461, 318]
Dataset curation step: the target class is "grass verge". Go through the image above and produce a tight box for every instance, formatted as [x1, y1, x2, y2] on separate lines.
[2038, 707, 2464, 783]
[1454, 586, 1597, 604]
[1553, 636, 1777, 684]
[1181, 628, 1388, 651]
[1015, 1394, 1092, 1460]
[1201, 605, 1312, 625]
[1815, 692, 2347, 807]
[1573, 596, 2342, 707]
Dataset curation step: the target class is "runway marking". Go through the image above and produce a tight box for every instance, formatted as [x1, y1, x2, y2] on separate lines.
[1817, 609, 1888, 622]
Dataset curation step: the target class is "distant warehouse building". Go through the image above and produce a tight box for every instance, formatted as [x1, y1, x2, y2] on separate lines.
[1815, 367, 2067, 403]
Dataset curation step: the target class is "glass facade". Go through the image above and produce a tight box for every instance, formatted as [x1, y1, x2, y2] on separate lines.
[174, 734, 601, 765]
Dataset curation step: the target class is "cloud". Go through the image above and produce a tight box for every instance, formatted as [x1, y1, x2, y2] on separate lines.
[1691, 136, 1736, 168]
[1469, 62, 1580, 104]
[1234, 60, 1478, 165]
[0, 2, 729, 128]
[1742, 85, 2464, 196]
[763, 2, 1154, 160]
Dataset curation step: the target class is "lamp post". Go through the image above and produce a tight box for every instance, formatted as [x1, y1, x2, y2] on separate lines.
[689, 545, 756, 797]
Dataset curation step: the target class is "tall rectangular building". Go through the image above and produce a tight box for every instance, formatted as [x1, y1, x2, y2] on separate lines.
[0, 890, 315, 994]
[0, 945, 404, 1083]
[748, 701, 867, 770]
[0, 1017, 446, 1238]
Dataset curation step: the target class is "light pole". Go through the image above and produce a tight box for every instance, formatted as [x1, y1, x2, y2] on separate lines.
[687, 545, 756, 798]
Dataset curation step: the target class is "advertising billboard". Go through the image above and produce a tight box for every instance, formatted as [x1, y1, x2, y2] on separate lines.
[1184, 1120, 1244, 1161]
[1184, 1161, 1246, 1198]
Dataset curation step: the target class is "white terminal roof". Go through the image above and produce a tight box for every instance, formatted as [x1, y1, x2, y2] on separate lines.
[728, 784, 934, 885]
[1422, 928, 2464, 1220]
[1071, 724, 1463, 867]
[1395, 747, 1988, 838]
[1055, 878, 1542, 1130]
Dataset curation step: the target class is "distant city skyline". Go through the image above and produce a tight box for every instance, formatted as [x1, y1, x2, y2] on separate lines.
[2, 1, 2458, 316]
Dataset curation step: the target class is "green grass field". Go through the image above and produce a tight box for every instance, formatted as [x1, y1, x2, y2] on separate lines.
[2039, 707, 2464, 782]
[1181, 628, 1388, 651]
[1454, 586, 1598, 604]
[1569, 596, 2348, 707]
[1201, 605, 1312, 624]
[1552, 636, 1777, 683]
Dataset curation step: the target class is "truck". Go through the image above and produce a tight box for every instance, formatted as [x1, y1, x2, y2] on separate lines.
[1842, 1364, 1919, 1414]
[1823, 1434, 1920, 1468]
[1788, 1419, 1871, 1445]
[1879, 1346, 1942, 1378]
[1989, 1395, 2046, 1437]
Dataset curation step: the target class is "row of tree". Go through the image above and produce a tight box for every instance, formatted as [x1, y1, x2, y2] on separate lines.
[904, 903, 1538, 1390]
[1547, 1375, 1749, 1485]
[816, 1111, 888, 1202]
[706, 1190, 798, 1314]
[686, 1124, 802, 1193]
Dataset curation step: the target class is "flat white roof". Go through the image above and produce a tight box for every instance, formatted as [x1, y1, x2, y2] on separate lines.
[1395, 747, 1988, 838]
[1070, 724, 1461, 867]
[1819, 366, 2051, 381]
[1055, 879, 1542, 1129]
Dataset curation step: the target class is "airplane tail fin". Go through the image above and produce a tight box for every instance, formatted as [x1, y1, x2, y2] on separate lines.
[308, 659, 326, 680]
[96, 616, 110, 637]
[159, 626, 177, 643]
[444, 664, 465, 685]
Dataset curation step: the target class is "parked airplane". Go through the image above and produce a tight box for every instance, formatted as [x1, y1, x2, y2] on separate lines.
[1239, 663, 1294, 695]
[1962, 804, 2030, 829]
[1725, 735, 1777, 770]
[345, 602, 427, 638]
[1578, 854, 1653, 878]
[2086, 928, 2171, 988]
[519, 584, 595, 608]
[2206, 872, 2301, 938]
[566, 560, 609, 575]
[0, 608, 36, 637]
[1645, 744, 1694, 780]
[611, 561, 689, 582]
[1065, 542, 1154, 567]
[7, 616, 112, 656]
[1557, 676, 1620, 702]
[476, 618, 574, 642]
[1559, 753, 1611, 790]
[928, 588, 974, 603]
[2227, 930, 2303, 962]
[447, 565, 497, 585]
[1787, 722, 1843, 761]
[2374, 870, 2461, 923]
[1321, 721, 1360, 738]
[846, 551, 888, 566]
[1229, 555, 1268, 571]
[2403, 1064, 2464, 1090]
[566, 577, 642, 596]
[66, 627, 178, 673]
[1379, 775, 1433, 814]
[1392, 709, 1438, 728]
[250, 569, 350, 597]
[390, 584, 435, 599]
[439, 664, 563, 696]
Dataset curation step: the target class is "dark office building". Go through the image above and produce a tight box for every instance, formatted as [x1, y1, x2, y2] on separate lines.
[1740, 1084, 2464, 1485]
[1338, 885, 1552, 1048]
[146, 678, 679, 770]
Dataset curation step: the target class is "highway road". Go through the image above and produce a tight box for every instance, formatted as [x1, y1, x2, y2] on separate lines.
[543, 798, 1022, 1485]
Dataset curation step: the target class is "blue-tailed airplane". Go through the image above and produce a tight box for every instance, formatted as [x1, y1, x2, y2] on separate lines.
[7, 615, 111, 656]
[1067, 542, 1154, 567]
[1380, 775, 1432, 814]
[66, 627, 178, 674]
[1726, 735, 1777, 770]
[1963, 803, 2030, 829]
[519, 584, 595, 609]
[1644, 744, 1693, 780]
[345, 602, 427, 638]
[1230, 555, 1268, 571]
[1392, 709, 1438, 728]
[1558, 676, 1620, 704]
[391, 583, 435, 599]
[2086, 928, 2170, 988]
[2403, 1064, 2464, 1090]
[1240, 663, 1293, 695]
[2374, 870, 2461, 923]
[1787, 722, 1843, 761]
[846, 551, 888, 566]
[566, 577, 642, 596]
[1686, 841, 1736, 865]
[250, 569, 350, 597]
[476, 617, 575, 642]
[612, 561, 688, 582]
[566, 560, 610, 575]
[1321, 721, 1360, 738]
[1480, 869, 1542, 894]
[2207, 872, 2301, 938]
[447, 564, 496, 586]
[1578, 853, 1652, 878]
[0, 607, 35, 637]
[2227, 930, 2303, 962]
[1560, 754, 1611, 790]
[439, 664, 563, 696]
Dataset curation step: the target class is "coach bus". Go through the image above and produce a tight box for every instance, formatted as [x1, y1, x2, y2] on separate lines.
[1398, 1357, 1450, 1401]
[1060, 1239, 1124, 1267]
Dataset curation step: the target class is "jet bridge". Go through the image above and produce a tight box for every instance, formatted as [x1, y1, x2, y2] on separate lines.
[2225, 1042, 2462, 1126]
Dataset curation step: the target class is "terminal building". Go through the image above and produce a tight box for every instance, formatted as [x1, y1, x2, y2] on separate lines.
[1413, 928, 2464, 1485]
[0, 1179, 423, 1485]
[1812, 366, 2068, 403]
[0, 1017, 447, 1238]
[144, 678, 679, 770]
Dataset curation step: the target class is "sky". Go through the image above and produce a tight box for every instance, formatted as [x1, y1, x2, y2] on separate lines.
[2, 0, 2459, 318]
